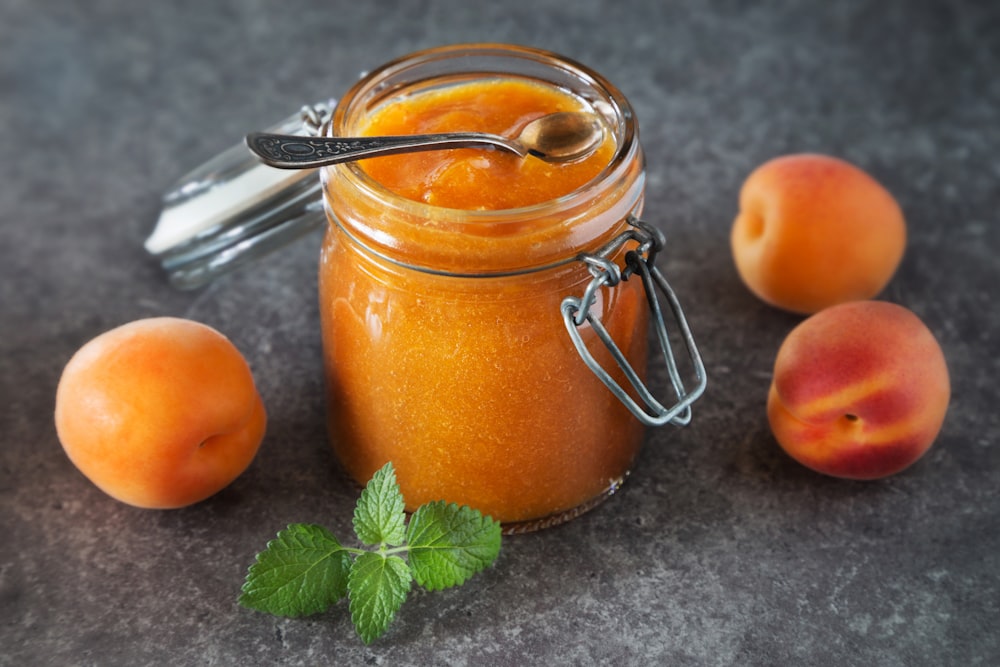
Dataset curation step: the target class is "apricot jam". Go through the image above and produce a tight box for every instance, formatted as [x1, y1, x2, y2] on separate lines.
[355, 80, 615, 210]
[319, 45, 649, 530]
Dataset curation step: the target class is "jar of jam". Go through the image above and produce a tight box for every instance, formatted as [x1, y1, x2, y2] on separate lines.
[146, 44, 705, 532]
[318, 44, 704, 531]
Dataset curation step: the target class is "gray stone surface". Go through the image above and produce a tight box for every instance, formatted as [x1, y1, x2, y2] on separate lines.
[2, 1, 998, 665]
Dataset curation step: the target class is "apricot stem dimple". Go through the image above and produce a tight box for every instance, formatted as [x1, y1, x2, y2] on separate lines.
[844, 413, 859, 422]
[741, 210, 765, 240]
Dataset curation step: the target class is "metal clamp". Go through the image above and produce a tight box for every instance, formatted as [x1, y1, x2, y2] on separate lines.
[561, 217, 707, 427]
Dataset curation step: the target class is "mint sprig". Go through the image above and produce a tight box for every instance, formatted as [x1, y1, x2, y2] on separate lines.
[238, 462, 502, 644]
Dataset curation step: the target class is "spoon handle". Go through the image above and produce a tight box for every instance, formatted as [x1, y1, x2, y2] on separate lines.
[246, 131, 524, 169]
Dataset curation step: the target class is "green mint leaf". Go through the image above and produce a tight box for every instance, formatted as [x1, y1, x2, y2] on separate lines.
[348, 552, 412, 644]
[353, 462, 406, 546]
[239, 523, 351, 617]
[406, 501, 502, 591]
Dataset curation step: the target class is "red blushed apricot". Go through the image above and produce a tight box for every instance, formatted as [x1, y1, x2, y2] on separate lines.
[731, 154, 906, 314]
[55, 317, 266, 508]
[767, 301, 950, 480]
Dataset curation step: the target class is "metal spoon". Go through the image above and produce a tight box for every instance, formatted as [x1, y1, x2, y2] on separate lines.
[245, 111, 604, 169]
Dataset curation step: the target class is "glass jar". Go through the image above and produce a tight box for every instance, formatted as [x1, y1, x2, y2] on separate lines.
[318, 44, 705, 532]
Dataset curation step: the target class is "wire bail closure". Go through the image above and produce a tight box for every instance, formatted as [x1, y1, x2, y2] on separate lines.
[561, 217, 707, 427]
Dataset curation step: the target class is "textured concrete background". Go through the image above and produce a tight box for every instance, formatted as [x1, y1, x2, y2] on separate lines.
[2, 1, 998, 665]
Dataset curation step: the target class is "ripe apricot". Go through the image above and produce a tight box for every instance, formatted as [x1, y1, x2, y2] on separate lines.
[767, 301, 950, 480]
[55, 317, 266, 508]
[731, 154, 906, 314]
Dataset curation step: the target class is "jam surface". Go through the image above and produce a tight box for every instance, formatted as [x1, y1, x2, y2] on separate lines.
[356, 79, 615, 210]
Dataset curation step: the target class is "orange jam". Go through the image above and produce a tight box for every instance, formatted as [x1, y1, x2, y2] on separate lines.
[356, 80, 615, 210]
[319, 45, 648, 530]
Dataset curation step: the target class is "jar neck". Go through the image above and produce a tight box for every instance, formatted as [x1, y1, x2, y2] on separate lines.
[321, 44, 645, 276]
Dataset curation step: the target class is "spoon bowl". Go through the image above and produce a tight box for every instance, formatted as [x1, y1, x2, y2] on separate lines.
[246, 111, 604, 170]
[515, 111, 605, 162]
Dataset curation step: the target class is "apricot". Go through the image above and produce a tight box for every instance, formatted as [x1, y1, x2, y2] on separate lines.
[767, 301, 950, 480]
[55, 317, 266, 508]
[731, 153, 906, 314]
